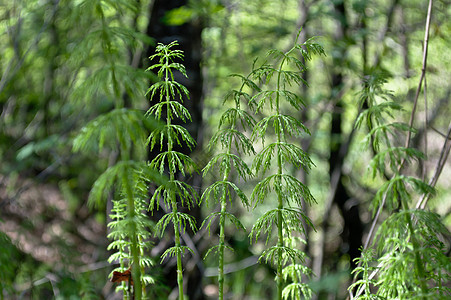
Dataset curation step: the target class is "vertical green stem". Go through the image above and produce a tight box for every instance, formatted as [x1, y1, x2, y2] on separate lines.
[218, 130, 233, 299]
[277, 193, 283, 300]
[163, 49, 184, 300]
[275, 58, 285, 300]
[172, 197, 184, 300]
[99, 2, 142, 297]
[276, 141, 283, 300]
[139, 235, 146, 298]
[218, 197, 227, 300]
[400, 196, 428, 299]
[124, 176, 142, 300]
[217, 84, 250, 298]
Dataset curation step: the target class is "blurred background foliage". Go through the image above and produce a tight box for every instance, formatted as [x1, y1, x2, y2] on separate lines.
[1, 0, 450, 299]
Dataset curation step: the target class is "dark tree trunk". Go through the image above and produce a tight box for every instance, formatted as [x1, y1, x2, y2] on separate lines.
[145, 1, 205, 299]
[329, 1, 363, 271]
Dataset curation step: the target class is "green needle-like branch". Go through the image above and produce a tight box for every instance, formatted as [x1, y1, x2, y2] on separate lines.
[250, 30, 324, 300]
[147, 41, 198, 300]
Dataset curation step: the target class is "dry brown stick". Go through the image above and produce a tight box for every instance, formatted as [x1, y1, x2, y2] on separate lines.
[403, 0, 433, 153]
[422, 76, 429, 180]
[416, 122, 451, 209]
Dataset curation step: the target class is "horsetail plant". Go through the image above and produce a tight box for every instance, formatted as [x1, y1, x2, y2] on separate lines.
[73, 109, 164, 299]
[146, 41, 199, 300]
[249, 33, 325, 299]
[201, 71, 257, 299]
[107, 175, 155, 299]
[348, 71, 451, 299]
[71, 1, 157, 297]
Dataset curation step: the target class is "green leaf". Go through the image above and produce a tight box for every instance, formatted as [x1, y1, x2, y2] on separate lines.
[253, 142, 313, 175]
[203, 244, 235, 260]
[253, 114, 311, 143]
[202, 152, 253, 180]
[250, 208, 279, 244]
[259, 245, 305, 266]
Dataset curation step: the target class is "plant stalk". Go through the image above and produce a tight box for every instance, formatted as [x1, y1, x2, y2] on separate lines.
[124, 175, 142, 300]
[218, 198, 226, 300]
[218, 127, 234, 299]
[401, 197, 428, 299]
[173, 198, 184, 300]
[165, 49, 184, 300]
[276, 57, 285, 300]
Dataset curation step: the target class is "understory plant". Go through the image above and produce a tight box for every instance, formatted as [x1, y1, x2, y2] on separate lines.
[71, 1, 156, 298]
[73, 40, 199, 300]
[348, 71, 451, 299]
[249, 33, 325, 299]
[73, 109, 162, 299]
[201, 71, 257, 299]
[146, 41, 199, 300]
[107, 176, 155, 299]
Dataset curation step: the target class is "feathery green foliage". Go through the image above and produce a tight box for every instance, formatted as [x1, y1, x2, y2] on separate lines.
[282, 237, 313, 300]
[201, 70, 256, 299]
[70, 0, 154, 108]
[2, 0, 450, 299]
[349, 71, 451, 299]
[69, 1, 159, 297]
[74, 119, 160, 299]
[71, 34, 159, 300]
[249, 31, 325, 299]
[106, 172, 156, 299]
[348, 248, 381, 300]
[73, 108, 161, 158]
[146, 41, 199, 300]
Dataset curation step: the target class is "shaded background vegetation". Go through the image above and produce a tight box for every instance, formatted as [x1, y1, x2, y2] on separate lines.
[1, 0, 450, 299]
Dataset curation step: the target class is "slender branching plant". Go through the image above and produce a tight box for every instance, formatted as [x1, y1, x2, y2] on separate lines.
[348, 71, 451, 299]
[71, 2, 156, 297]
[348, 248, 379, 300]
[69, 0, 161, 299]
[146, 41, 199, 300]
[201, 71, 257, 299]
[107, 176, 155, 299]
[73, 109, 164, 300]
[70, 0, 154, 107]
[248, 32, 325, 299]
[281, 236, 314, 300]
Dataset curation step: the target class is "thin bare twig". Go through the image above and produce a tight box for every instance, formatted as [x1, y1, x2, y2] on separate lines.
[403, 0, 433, 153]
[422, 75, 428, 180]
[416, 122, 451, 209]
